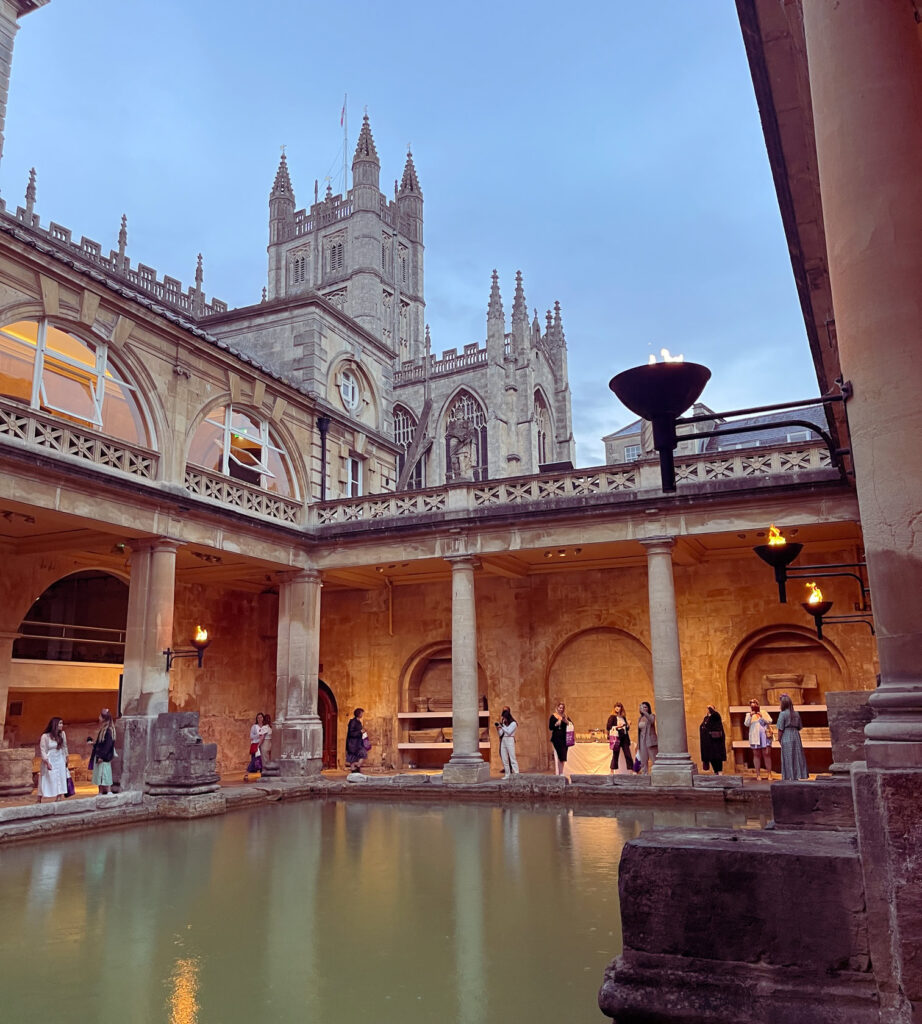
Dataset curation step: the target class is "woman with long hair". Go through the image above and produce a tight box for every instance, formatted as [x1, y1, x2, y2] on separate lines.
[636, 701, 659, 774]
[87, 708, 116, 794]
[37, 716, 68, 803]
[496, 706, 519, 778]
[246, 713, 264, 775]
[259, 713, 273, 766]
[345, 707, 367, 773]
[605, 702, 633, 775]
[778, 693, 809, 780]
[548, 700, 572, 776]
[744, 698, 774, 780]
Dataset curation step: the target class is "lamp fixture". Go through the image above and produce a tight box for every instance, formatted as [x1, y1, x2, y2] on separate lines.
[164, 625, 210, 671]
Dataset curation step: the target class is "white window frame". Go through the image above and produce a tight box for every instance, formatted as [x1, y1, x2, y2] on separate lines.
[339, 369, 360, 411]
[347, 455, 363, 497]
[624, 444, 641, 462]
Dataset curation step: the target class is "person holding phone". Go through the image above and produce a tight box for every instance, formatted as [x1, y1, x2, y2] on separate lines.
[496, 706, 519, 778]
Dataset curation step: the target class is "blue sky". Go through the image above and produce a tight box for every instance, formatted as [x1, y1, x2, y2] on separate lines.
[2, 1, 816, 466]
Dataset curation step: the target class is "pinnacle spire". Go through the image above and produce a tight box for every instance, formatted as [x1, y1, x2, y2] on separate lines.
[271, 149, 294, 200]
[24, 167, 36, 215]
[352, 114, 380, 164]
[195, 253, 203, 290]
[399, 149, 422, 196]
[511, 269, 528, 326]
[487, 269, 504, 321]
[553, 301, 566, 346]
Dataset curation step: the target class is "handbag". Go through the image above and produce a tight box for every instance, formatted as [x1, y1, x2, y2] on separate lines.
[66, 773, 75, 797]
[633, 756, 642, 773]
[565, 722, 575, 747]
[362, 731, 372, 751]
[609, 728, 620, 752]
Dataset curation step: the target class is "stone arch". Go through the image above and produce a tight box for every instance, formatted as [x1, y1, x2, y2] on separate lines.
[725, 623, 850, 708]
[545, 626, 653, 737]
[534, 386, 554, 465]
[183, 396, 307, 501]
[439, 387, 489, 483]
[6, 569, 128, 748]
[398, 640, 489, 711]
[318, 679, 338, 769]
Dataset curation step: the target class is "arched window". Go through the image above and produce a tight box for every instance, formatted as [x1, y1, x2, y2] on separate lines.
[535, 391, 552, 466]
[445, 390, 488, 483]
[394, 404, 424, 489]
[0, 318, 151, 445]
[339, 369, 360, 411]
[187, 405, 297, 497]
[14, 570, 128, 664]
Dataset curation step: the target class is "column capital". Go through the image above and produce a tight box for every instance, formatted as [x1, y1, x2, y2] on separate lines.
[445, 554, 480, 570]
[640, 535, 676, 554]
[279, 568, 323, 587]
[129, 536, 182, 555]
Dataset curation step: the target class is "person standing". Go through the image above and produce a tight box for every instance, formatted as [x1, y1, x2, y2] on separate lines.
[246, 713, 264, 775]
[345, 707, 367, 773]
[496, 707, 519, 778]
[37, 717, 68, 803]
[548, 700, 571, 776]
[743, 699, 774, 780]
[636, 701, 659, 774]
[87, 708, 116, 794]
[259, 713, 273, 765]
[606, 702, 633, 774]
[778, 694, 809, 781]
[699, 705, 727, 775]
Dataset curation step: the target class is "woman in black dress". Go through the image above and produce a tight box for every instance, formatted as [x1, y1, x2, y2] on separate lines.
[345, 707, 367, 773]
[548, 700, 572, 776]
[699, 705, 727, 775]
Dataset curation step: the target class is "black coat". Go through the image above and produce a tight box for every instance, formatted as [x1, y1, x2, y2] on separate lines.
[89, 727, 115, 768]
[699, 710, 727, 767]
[345, 716, 364, 757]
[548, 715, 571, 761]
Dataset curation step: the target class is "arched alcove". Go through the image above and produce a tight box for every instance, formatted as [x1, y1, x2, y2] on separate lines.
[546, 627, 653, 734]
[725, 624, 849, 707]
[318, 679, 338, 769]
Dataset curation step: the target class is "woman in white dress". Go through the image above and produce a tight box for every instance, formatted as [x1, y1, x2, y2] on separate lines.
[259, 713, 273, 765]
[37, 716, 69, 803]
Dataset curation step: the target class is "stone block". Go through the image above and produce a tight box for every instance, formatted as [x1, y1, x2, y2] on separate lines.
[145, 712, 220, 796]
[599, 826, 876, 1023]
[771, 776, 856, 830]
[0, 747, 34, 796]
[692, 774, 743, 790]
[826, 691, 875, 770]
[150, 792, 226, 818]
[506, 773, 568, 793]
[442, 758, 491, 785]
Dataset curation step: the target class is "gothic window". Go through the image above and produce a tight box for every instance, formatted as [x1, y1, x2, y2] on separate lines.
[325, 288, 347, 311]
[398, 244, 408, 285]
[339, 368, 360, 411]
[394, 404, 424, 489]
[327, 237, 345, 272]
[0, 318, 151, 446]
[290, 251, 309, 284]
[399, 300, 409, 348]
[445, 390, 488, 483]
[381, 234, 393, 273]
[535, 391, 551, 466]
[187, 405, 297, 497]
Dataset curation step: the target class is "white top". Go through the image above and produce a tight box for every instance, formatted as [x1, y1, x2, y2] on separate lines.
[498, 720, 517, 739]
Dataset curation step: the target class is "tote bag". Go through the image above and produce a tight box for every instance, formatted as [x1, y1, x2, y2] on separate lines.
[565, 722, 576, 747]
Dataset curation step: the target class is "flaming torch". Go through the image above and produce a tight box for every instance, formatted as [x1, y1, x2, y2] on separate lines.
[753, 525, 804, 604]
[164, 625, 212, 671]
[801, 581, 833, 640]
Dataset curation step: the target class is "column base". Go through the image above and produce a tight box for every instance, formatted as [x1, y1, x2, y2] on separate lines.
[278, 717, 323, 778]
[442, 755, 491, 785]
[650, 753, 696, 788]
[114, 714, 156, 791]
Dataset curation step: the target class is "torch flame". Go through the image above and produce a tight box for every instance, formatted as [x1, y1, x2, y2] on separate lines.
[767, 524, 786, 547]
[805, 582, 823, 605]
[194, 625, 208, 643]
[647, 348, 685, 365]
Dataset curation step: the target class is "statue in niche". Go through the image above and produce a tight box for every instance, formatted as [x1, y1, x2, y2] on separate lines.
[447, 418, 477, 481]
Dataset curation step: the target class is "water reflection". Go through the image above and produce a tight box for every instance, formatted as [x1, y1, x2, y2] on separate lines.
[0, 800, 763, 1023]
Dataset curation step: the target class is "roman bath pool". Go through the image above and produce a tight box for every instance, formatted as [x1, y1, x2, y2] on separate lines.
[0, 799, 765, 1023]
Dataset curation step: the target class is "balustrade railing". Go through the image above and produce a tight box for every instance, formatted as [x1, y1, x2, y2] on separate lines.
[183, 467, 302, 524]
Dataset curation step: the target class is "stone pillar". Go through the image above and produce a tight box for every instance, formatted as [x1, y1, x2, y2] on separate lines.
[443, 555, 489, 784]
[641, 536, 694, 787]
[802, 4, 922, 1018]
[117, 538, 179, 791]
[0, 628, 18, 741]
[275, 569, 323, 777]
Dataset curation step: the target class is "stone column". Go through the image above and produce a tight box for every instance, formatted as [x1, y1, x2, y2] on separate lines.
[641, 537, 694, 787]
[275, 569, 323, 777]
[802, 3, 922, 1018]
[0, 628, 17, 741]
[443, 555, 489, 784]
[118, 538, 178, 790]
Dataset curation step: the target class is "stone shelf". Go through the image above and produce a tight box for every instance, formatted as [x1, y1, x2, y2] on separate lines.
[397, 742, 492, 750]
[397, 711, 490, 719]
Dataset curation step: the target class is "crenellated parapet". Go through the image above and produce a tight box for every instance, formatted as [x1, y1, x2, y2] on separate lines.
[0, 186, 227, 319]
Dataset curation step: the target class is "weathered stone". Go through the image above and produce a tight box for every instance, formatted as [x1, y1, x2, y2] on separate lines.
[692, 774, 742, 790]
[0, 747, 34, 796]
[825, 691, 875, 772]
[149, 792, 226, 818]
[144, 712, 219, 797]
[771, 776, 856, 830]
[599, 827, 875, 1023]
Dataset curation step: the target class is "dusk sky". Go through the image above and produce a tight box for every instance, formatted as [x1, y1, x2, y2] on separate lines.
[1, 1, 817, 466]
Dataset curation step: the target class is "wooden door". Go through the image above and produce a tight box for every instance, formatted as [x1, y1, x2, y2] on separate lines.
[318, 681, 337, 769]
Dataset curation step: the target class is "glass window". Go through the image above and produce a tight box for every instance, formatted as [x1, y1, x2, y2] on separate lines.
[0, 318, 150, 446]
[445, 390, 488, 483]
[394, 404, 424, 489]
[347, 455, 363, 497]
[624, 444, 641, 462]
[339, 369, 360, 411]
[535, 392, 551, 466]
[187, 404, 297, 498]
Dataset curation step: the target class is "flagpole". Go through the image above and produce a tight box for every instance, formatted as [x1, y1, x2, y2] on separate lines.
[342, 93, 348, 194]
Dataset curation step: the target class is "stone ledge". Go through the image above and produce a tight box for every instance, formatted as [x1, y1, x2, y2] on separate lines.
[0, 790, 142, 824]
[692, 774, 743, 790]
